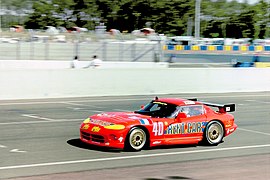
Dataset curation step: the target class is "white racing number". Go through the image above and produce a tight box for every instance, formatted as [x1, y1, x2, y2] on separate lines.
[153, 122, 164, 136]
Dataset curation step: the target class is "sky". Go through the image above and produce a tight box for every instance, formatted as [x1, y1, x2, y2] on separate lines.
[222, 0, 265, 4]
[245, 0, 260, 4]
[247, 0, 258, 3]
[236, 0, 260, 4]
[225, 0, 260, 4]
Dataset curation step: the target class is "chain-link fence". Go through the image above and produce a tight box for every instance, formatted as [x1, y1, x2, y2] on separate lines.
[0, 31, 164, 62]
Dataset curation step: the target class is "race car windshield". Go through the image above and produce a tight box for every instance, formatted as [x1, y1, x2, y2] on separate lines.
[135, 101, 178, 118]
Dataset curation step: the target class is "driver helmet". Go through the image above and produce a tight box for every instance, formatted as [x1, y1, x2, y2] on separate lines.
[182, 107, 189, 114]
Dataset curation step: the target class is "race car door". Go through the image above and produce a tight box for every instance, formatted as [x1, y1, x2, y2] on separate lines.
[163, 105, 207, 145]
[150, 117, 175, 146]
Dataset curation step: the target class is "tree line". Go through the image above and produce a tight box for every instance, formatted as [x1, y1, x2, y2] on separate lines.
[1, 0, 270, 39]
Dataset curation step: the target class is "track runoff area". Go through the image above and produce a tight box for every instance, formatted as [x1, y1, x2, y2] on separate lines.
[0, 92, 269, 179]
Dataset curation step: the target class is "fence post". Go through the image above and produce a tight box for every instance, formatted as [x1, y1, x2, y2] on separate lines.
[45, 37, 49, 60]
[73, 32, 80, 59]
[73, 36, 80, 60]
[30, 41, 34, 60]
[16, 38, 20, 60]
[119, 42, 123, 61]
[158, 40, 163, 62]
[102, 42, 107, 61]
[131, 43, 136, 61]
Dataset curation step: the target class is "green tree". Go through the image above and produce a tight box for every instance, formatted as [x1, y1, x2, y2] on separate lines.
[1, 0, 33, 27]
[19, 0, 269, 38]
[24, 0, 99, 30]
[50, 0, 75, 28]
[24, 0, 58, 29]
[253, 0, 270, 38]
[94, 0, 194, 34]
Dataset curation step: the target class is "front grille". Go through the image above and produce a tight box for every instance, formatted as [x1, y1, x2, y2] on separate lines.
[81, 131, 105, 143]
[91, 134, 105, 143]
[81, 131, 91, 140]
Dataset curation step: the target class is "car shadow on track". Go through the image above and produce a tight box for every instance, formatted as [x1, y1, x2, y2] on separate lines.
[67, 138, 122, 153]
[146, 141, 224, 151]
[67, 138, 209, 153]
[147, 144, 197, 151]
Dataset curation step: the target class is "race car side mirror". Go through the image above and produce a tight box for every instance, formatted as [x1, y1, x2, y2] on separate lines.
[140, 105, 145, 109]
[176, 112, 187, 122]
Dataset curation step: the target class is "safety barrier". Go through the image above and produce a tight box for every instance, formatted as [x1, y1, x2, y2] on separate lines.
[163, 45, 270, 52]
[0, 68, 269, 100]
[255, 62, 270, 68]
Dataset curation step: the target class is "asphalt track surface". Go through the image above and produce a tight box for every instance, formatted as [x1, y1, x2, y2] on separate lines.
[0, 92, 269, 180]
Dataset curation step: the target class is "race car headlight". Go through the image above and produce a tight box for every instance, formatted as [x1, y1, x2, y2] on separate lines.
[83, 118, 90, 123]
[104, 124, 125, 130]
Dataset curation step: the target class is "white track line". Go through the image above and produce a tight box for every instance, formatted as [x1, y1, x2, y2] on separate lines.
[60, 102, 105, 108]
[0, 144, 7, 148]
[245, 100, 256, 102]
[238, 128, 270, 136]
[245, 100, 270, 104]
[22, 114, 55, 121]
[60, 102, 86, 106]
[113, 109, 132, 112]
[0, 144, 269, 170]
[92, 110, 104, 113]
[10, 149, 27, 153]
[0, 94, 268, 106]
[0, 119, 82, 125]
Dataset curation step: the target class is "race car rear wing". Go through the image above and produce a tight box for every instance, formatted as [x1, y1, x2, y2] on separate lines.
[188, 98, 235, 113]
[202, 102, 235, 113]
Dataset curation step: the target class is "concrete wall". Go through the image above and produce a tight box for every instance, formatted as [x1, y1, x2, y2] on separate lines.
[0, 60, 168, 69]
[0, 68, 269, 100]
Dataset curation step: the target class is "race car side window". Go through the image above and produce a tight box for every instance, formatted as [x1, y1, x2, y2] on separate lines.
[172, 105, 205, 118]
[189, 105, 204, 116]
[170, 106, 182, 118]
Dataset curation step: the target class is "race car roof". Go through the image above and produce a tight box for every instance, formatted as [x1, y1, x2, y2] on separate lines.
[155, 98, 200, 106]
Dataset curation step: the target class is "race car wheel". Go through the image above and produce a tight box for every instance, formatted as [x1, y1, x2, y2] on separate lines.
[125, 127, 147, 151]
[204, 121, 224, 145]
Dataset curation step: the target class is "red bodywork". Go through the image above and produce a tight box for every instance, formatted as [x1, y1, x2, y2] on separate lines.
[80, 98, 237, 149]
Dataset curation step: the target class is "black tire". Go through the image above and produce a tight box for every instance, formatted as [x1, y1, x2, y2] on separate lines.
[125, 127, 147, 151]
[204, 121, 224, 145]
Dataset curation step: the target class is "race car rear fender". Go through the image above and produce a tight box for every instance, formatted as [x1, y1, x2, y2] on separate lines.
[205, 119, 225, 137]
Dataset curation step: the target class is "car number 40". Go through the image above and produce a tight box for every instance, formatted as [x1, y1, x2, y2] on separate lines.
[153, 122, 164, 136]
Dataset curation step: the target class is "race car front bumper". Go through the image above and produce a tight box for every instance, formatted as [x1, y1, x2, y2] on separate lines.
[80, 129, 126, 149]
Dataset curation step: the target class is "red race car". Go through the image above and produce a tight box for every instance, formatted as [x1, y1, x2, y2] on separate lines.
[80, 97, 237, 151]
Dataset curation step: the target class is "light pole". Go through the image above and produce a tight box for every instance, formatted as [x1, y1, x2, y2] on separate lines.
[187, 17, 193, 36]
[195, 0, 201, 38]
[0, 0, 2, 35]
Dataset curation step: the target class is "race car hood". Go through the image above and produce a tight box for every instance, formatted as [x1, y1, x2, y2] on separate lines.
[88, 112, 151, 126]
